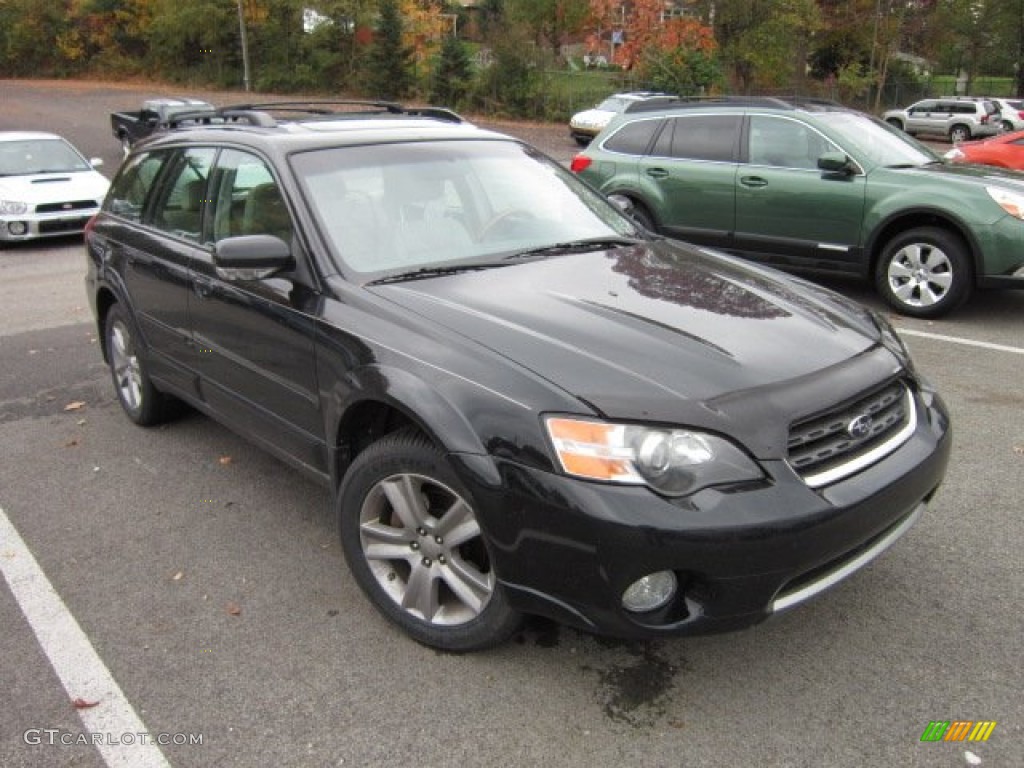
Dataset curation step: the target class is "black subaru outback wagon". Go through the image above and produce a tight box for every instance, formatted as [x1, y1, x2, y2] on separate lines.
[85, 101, 950, 650]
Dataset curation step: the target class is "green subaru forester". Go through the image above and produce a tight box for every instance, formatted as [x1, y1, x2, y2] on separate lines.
[570, 96, 1024, 317]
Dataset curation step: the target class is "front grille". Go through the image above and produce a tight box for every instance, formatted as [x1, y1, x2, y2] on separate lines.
[788, 379, 914, 487]
[34, 200, 97, 214]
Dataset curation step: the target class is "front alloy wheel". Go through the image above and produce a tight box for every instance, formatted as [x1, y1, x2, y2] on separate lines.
[338, 429, 521, 650]
[875, 227, 971, 318]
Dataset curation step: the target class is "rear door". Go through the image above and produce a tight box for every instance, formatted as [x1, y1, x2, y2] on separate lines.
[733, 115, 866, 270]
[637, 113, 741, 248]
[905, 100, 937, 134]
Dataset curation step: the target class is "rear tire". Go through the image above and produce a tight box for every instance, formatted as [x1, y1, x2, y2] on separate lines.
[874, 227, 972, 318]
[104, 303, 176, 425]
[628, 199, 657, 233]
[949, 124, 970, 144]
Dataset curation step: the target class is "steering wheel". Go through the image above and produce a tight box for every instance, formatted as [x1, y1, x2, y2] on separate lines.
[478, 208, 536, 240]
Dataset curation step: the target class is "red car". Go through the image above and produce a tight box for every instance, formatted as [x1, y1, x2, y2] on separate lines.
[944, 130, 1024, 170]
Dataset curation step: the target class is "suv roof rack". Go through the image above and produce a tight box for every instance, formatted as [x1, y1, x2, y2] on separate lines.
[623, 95, 848, 114]
[165, 100, 465, 130]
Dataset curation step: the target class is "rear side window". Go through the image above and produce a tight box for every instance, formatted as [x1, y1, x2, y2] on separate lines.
[105, 151, 170, 222]
[663, 115, 741, 162]
[603, 118, 664, 156]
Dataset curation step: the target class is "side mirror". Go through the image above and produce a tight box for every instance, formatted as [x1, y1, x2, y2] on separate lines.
[213, 234, 293, 280]
[818, 151, 856, 176]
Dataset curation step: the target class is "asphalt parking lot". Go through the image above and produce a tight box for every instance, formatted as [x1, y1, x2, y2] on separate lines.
[1, 80, 1022, 768]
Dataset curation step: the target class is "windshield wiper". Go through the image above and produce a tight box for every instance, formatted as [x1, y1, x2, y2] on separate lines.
[504, 237, 640, 260]
[368, 263, 503, 285]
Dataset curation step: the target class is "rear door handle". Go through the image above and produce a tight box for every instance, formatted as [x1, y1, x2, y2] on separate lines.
[645, 168, 669, 180]
[740, 176, 768, 188]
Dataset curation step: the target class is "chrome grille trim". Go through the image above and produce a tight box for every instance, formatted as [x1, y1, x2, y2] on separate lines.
[789, 384, 916, 488]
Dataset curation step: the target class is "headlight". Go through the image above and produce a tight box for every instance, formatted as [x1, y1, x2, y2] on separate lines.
[544, 416, 763, 496]
[986, 185, 1024, 220]
[0, 200, 28, 215]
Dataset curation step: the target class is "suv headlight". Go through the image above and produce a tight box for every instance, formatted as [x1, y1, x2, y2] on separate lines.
[986, 185, 1024, 220]
[0, 200, 28, 215]
[544, 416, 763, 496]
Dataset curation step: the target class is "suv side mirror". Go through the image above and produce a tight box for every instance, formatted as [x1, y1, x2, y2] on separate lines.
[818, 151, 856, 176]
[214, 234, 294, 280]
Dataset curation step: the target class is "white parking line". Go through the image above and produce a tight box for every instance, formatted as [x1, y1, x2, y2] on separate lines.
[896, 327, 1024, 355]
[0, 507, 171, 768]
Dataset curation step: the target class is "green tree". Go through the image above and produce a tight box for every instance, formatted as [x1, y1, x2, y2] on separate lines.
[508, 0, 590, 60]
[429, 32, 474, 109]
[364, 0, 415, 99]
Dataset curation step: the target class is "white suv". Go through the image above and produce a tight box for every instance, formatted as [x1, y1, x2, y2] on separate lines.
[882, 97, 1000, 142]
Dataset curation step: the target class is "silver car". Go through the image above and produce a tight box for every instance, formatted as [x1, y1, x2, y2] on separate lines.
[882, 98, 1000, 143]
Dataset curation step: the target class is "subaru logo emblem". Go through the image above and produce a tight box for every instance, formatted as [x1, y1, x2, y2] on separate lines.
[847, 414, 873, 439]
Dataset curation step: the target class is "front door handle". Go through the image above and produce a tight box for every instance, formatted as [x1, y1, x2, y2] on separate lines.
[645, 168, 669, 180]
[740, 176, 768, 188]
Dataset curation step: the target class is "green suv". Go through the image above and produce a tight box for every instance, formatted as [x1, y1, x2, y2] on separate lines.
[570, 97, 1024, 317]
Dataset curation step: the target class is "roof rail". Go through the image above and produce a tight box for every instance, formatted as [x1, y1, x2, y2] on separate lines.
[623, 95, 848, 114]
[164, 100, 466, 131]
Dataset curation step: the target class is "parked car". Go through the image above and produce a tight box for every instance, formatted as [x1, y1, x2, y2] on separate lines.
[569, 91, 671, 145]
[86, 100, 951, 651]
[989, 97, 1024, 132]
[944, 130, 1024, 170]
[882, 97, 1000, 143]
[572, 96, 1024, 317]
[110, 97, 215, 155]
[0, 131, 109, 245]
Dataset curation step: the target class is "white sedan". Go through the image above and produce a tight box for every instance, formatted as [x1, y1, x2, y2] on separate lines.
[0, 131, 109, 244]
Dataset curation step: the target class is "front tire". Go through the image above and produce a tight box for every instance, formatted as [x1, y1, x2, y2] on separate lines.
[104, 303, 174, 425]
[875, 227, 972, 318]
[337, 429, 522, 651]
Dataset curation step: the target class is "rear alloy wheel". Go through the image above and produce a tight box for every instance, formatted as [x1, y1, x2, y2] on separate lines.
[338, 429, 522, 651]
[104, 304, 174, 425]
[875, 227, 972, 318]
[949, 124, 970, 143]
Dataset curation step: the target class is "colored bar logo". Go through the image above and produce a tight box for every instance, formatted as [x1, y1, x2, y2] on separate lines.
[920, 721, 997, 742]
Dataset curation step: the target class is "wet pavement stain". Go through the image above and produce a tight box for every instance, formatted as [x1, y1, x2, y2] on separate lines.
[594, 642, 681, 726]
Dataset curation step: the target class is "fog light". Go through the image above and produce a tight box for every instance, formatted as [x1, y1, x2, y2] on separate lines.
[8, 221, 27, 236]
[621, 570, 677, 613]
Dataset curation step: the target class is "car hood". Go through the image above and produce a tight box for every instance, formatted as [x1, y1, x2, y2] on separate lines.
[369, 242, 885, 423]
[890, 160, 1024, 188]
[0, 170, 109, 205]
[570, 108, 615, 127]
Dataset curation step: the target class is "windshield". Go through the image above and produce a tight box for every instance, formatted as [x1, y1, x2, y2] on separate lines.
[291, 139, 641, 279]
[816, 112, 940, 167]
[0, 138, 92, 176]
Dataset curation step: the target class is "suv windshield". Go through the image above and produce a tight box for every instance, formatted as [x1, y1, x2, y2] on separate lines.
[292, 139, 640, 277]
[818, 112, 939, 167]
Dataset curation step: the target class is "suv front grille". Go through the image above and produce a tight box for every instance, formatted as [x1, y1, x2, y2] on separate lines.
[788, 380, 915, 488]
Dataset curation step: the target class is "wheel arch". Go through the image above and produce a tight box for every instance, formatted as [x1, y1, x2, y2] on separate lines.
[94, 286, 119, 363]
[327, 366, 498, 492]
[866, 210, 981, 285]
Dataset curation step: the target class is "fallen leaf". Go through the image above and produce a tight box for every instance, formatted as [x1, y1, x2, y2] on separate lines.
[172, 571, 184, 581]
[64, 438, 79, 448]
[225, 601, 242, 616]
[76, 419, 87, 426]
[72, 697, 100, 709]
[218, 455, 233, 466]
[63, 401, 86, 412]
[1013, 445, 1024, 455]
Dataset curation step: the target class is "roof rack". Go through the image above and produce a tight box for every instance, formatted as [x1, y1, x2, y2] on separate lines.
[165, 100, 465, 130]
[623, 95, 848, 114]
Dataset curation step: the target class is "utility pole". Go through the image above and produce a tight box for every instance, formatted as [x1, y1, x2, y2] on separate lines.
[237, 0, 252, 92]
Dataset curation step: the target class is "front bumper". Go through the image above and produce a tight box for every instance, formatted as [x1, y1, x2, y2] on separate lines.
[455, 388, 951, 639]
[0, 208, 98, 242]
